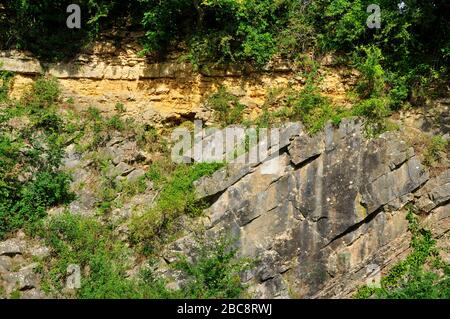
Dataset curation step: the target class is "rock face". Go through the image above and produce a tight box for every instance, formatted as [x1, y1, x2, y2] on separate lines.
[0, 48, 353, 124]
[174, 118, 448, 298]
[0, 232, 48, 299]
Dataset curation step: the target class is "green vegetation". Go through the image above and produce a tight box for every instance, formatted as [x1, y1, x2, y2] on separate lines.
[354, 206, 450, 299]
[277, 61, 347, 133]
[2, 1, 448, 82]
[37, 212, 147, 298]
[206, 86, 245, 126]
[2, 1, 448, 135]
[0, 74, 240, 298]
[131, 162, 223, 254]
[0, 1, 133, 61]
[172, 235, 252, 298]
[36, 212, 249, 298]
[424, 135, 448, 167]
[220, 59, 349, 134]
[0, 63, 13, 102]
[1, 1, 449, 300]
[0, 77, 74, 239]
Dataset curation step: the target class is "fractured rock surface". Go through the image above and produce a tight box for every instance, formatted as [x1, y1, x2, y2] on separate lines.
[181, 118, 447, 298]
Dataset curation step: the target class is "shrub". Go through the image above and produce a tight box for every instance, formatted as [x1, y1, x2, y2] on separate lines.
[0, 168, 74, 238]
[0, 1, 129, 61]
[424, 135, 448, 167]
[140, 0, 290, 67]
[386, 73, 409, 110]
[37, 213, 250, 299]
[32, 77, 61, 106]
[0, 77, 74, 239]
[354, 46, 386, 99]
[37, 212, 147, 298]
[114, 102, 126, 113]
[0, 64, 13, 102]
[106, 115, 125, 131]
[278, 62, 346, 133]
[130, 162, 223, 252]
[353, 97, 390, 120]
[173, 235, 252, 299]
[206, 87, 245, 126]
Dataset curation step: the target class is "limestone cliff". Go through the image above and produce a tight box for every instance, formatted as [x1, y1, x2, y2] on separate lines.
[0, 44, 352, 125]
[0, 47, 448, 299]
[168, 119, 449, 298]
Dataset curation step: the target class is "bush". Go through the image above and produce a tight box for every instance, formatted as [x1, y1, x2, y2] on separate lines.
[0, 64, 13, 102]
[131, 162, 223, 252]
[33, 77, 61, 106]
[20, 76, 62, 112]
[424, 135, 448, 167]
[38, 212, 147, 298]
[37, 213, 250, 299]
[353, 97, 390, 121]
[354, 46, 386, 99]
[0, 1, 131, 61]
[206, 87, 245, 126]
[0, 170, 73, 239]
[173, 235, 252, 299]
[140, 0, 290, 67]
[0, 77, 74, 239]
[274, 62, 346, 133]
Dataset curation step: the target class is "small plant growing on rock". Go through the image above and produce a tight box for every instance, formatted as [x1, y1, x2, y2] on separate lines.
[424, 135, 448, 167]
[114, 102, 126, 114]
[173, 235, 252, 299]
[206, 86, 246, 126]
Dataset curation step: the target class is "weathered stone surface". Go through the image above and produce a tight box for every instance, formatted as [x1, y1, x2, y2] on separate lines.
[289, 132, 324, 166]
[416, 169, 450, 212]
[111, 162, 135, 177]
[63, 144, 82, 169]
[0, 53, 42, 74]
[104, 139, 143, 165]
[126, 168, 146, 182]
[0, 232, 50, 298]
[0, 256, 12, 273]
[0, 239, 24, 257]
[2, 266, 39, 293]
[193, 123, 301, 199]
[29, 246, 51, 259]
[187, 118, 438, 298]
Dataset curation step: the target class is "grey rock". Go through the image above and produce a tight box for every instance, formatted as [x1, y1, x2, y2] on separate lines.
[2, 266, 39, 292]
[106, 135, 125, 147]
[416, 169, 450, 212]
[126, 168, 146, 182]
[20, 288, 45, 299]
[187, 118, 437, 298]
[113, 162, 135, 177]
[0, 239, 24, 257]
[0, 256, 12, 273]
[29, 246, 51, 259]
[63, 144, 82, 169]
[289, 132, 324, 166]
[194, 163, 254, 200]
